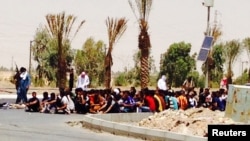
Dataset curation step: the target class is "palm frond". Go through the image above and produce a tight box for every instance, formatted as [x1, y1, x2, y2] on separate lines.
[106, 17, 127, 46]
[71, 20, 85, 43]
[129, 0, 152, 23]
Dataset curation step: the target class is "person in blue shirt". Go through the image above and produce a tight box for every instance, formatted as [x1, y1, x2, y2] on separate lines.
[119, 90, 136, 113]
[19, 67, 31, 103]
[167, 90, 179, 110]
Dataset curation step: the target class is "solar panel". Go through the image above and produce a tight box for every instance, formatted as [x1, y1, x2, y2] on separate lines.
[197, 36, 213, 61]
[202, 36, 213, 49]
[197, 48, 210, 61]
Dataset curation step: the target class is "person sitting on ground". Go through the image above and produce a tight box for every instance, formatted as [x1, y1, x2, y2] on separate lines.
[137, 87, 156, 113]
[204, 88, 212, 108]
[129, 86, 137, 98]
[40, 92, 57, 113]
[89, 89, 106, 114]
[154, 88, 166, 112]
[40, 91, 49, 112]
[64, 87, 75, 113]
[99, 93, 120, 114]
[177, 90, 188, 110]
[119, 90, 136, 113]
[74, 88, 90, 114]
[187, 91, 197, 108]
[133, 90, 143, 109]
[210, 91, 221, 111]
[56, 89, 71, 114]
[167, 90, 179, 110]
[25, 91, 40, 112]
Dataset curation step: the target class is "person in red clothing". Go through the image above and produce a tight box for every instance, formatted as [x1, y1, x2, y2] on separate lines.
[137, 88, 156, 113]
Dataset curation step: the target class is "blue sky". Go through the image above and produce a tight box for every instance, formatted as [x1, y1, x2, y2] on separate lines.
[0, 0, 250, 78]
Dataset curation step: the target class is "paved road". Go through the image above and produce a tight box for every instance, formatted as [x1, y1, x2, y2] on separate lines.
[0, 98, 145, 141]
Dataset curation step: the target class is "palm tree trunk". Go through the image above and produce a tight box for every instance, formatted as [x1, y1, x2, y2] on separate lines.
[140, 48, 149, 89]
[57, 37, 67, 89]
[104, 53, 112, 89]
[139, 29, 150, 89]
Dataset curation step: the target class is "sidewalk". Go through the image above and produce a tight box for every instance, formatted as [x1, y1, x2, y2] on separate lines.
[0, 94, 43, 99]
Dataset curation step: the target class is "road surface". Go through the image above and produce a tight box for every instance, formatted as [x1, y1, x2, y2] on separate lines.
[0, 97, 146, 141]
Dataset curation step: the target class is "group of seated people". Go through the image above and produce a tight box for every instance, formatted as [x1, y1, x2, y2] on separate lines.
[24, 85, 228, 114]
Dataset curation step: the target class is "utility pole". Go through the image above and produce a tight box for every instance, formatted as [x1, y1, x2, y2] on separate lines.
[29, 40, 33, 74]
[203, 0, 214, 88]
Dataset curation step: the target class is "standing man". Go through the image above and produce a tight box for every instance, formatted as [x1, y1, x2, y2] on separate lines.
[13, 68, 21, 104]
[157, 75, 168, 91]
[19, 67, 31, 104]
[219, 76, 227, 90]
[76, 71, 90, 91]
[69, 68, 74, 92]
[182, 76, 195, 94]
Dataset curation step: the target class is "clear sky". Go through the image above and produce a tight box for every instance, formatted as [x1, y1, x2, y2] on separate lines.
[0, 0, 250, 78]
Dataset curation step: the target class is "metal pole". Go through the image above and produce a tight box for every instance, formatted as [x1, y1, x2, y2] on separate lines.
[205, 6, 211, 88]
[29, 40, 33, 74]
[206, 6, 210, 35]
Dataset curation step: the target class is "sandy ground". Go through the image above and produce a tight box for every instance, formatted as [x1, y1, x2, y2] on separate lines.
[137, 108, 242, 137]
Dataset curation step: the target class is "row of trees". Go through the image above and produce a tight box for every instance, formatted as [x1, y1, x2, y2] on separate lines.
[29, 0, 250, 89]
[31, 0, 153, 89]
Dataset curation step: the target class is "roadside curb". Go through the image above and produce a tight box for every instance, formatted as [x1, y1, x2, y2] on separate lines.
[81, 113, 207, 141]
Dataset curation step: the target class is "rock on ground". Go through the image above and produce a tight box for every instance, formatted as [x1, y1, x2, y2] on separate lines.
[138, 108, 240, 137]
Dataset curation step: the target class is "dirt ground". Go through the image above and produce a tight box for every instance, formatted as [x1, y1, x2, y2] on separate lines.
[137, 107, 241, 137]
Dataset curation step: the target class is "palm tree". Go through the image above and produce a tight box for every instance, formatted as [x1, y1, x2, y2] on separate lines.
[223, 40, 242, 87]
[129, 0, 152, 89]
[104, 17, 127, 89]
[45, 11, 85, 89]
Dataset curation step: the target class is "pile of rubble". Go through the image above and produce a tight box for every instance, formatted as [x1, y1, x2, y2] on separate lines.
[138, 108, 238, 137]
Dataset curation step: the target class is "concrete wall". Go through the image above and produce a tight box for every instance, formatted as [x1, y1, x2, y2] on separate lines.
[225, 84, 250, 123]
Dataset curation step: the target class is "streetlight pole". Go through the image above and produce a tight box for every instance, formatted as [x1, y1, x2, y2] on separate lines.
[203, 0, 214, 88]
[29, 40, 33, 74]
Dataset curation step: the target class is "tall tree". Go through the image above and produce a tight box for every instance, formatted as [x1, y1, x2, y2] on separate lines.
[75, 38, 106, 87]
[32, 26, 75, 87]
[104, 17, 127, 89]
[223, 40, 242, 87]
[32, 27, 55, 86]
[160, 42, 196, 87]
[210, 44, 225, 83]
[45, 11, 85, 89]
[129, 0, 152, 89]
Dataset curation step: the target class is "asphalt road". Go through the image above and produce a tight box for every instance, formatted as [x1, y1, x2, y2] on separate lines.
[0, 98, 145, 141]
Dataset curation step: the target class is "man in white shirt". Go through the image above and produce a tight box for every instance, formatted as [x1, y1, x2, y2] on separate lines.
[76, 71, 90, 91]
[157, 75, 167, 91]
